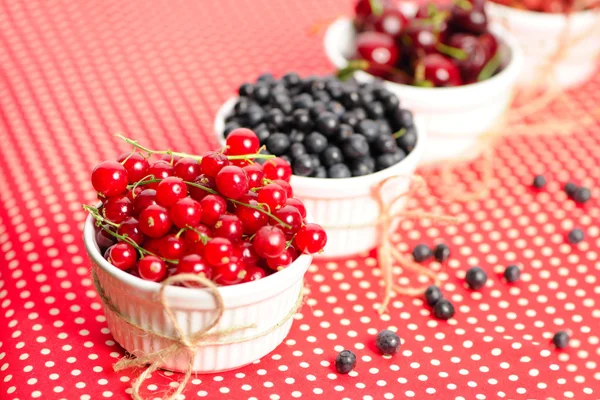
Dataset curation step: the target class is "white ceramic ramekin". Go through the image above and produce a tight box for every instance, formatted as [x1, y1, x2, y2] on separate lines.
[323, 17, 524, 164]
[215, 98, 425, 258]
[487, 3, 600, 88]
[83, 214, 312, 373]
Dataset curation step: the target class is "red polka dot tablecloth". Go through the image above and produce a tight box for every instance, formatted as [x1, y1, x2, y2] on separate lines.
[1, 0, 599, 399]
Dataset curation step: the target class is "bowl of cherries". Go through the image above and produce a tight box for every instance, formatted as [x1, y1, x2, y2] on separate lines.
[324, 0, 524, 163]
[487, 0, 600, 88]
[214, 72, 425, 258]
[83, 131, 326, 373]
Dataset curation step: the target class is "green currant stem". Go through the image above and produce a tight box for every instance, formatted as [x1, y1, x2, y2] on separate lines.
[436, 43, 467, 61]
[175, 227, 186, 239]
[393, 128, 407, 139]
[129, 174, 157, 192]
[186, 226, 211, 245]
[83, 205, 120, 228]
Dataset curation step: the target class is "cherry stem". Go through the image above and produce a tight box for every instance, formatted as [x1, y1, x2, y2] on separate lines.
[369, 0, 384, 16]
[436, 43, 467, 61]
[114, 134, 274, 161]
[454, 0, 472, 11]
[477, 51, 501, 82]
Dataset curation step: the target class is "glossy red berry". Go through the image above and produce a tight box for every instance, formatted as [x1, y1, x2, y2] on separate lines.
[188, 175, 216, 201]
[143, 238, 162, 256]
[355, 32, 399, 73]
[285, 198, 307, 219]
[272, 205, 302, 235]
[258, 183, 287, 211]
[295, 223, 327, 254]
[117, 217, 145, 245]
[200, 195, 227, 225]
[242, 265, 266, 282]
[92, 160, 128, 197]
[126, 186, 143, 202]
[174, 158, 201, 181]
[105, 243, 138, 270]
[253, 225, 286, 258]
[235, 201, 268, 234]
[204, 237, 234, 266]
[102, 195, 133, 223]
[137, 256, 167, 282]
[234, 241, 260, 267]
[372, 8, 409, 38]
[176, 254, 212, 285]
[263, 157, 292, 182]
[273, 179, 293, 198]
[159, 234, 186, 260]
[96, 228, 115, 250]
[147, 161, 174, 189]
[200, 152, 230, 178]
[419, 54, 463, 87]
[155, 176, 188, 207]
[266, 247, 297, 271]
[133, 189, 157, 215]
[138, 204, 172, 238]
[213, 214, 243, 242]
[183, 225, 211, 255]
[225, 128, 260, 155]
[216, 166, 249, 200]
[158, 154, 182, 164]
[214, 257, 246, 285]
[117, 152, 150, 183]
[170, 198, 202, 229]
[243, 164, 265, 189]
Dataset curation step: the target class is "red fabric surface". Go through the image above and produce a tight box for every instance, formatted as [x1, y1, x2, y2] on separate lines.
[1, 0, 599, 399]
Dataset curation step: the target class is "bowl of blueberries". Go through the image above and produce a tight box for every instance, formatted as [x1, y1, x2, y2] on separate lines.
[323, 0, 524, 164]
[214, 72, 425, 257]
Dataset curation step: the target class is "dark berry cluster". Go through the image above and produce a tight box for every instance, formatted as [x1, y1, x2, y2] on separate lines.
[223, 72, 416, 179]
[87, 130, 327, 286]
[352, 0, 502, 87]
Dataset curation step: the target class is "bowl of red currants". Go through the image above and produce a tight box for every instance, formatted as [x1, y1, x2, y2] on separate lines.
[324, 0, 524, 163]
[83, 135, 327, 373]
[214, 73, 425, 258]
[487, 0, 600, 88]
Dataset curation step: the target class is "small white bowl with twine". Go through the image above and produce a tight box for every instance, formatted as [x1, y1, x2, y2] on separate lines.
[323, 17, 524, 165]
[83, 213, 311, 399]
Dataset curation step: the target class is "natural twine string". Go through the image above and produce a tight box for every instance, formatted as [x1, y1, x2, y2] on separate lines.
[92, 269, 305, 400]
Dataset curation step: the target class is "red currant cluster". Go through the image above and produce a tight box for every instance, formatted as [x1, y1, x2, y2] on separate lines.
[86, 129, 327, 286]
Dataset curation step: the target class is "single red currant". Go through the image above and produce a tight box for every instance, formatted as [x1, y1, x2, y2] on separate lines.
[216, 166, 249, 200]
[92, 160, 128, 197]
[147, 161, 174, 189]
[266, 247, 297, 271]
[258, 183, 287, 211]
[188, 175, 216, 201]
[243, 164, 265, 189]
[133, 188, 157, 215]
[243, 265, 267, 282]
[143, 238, 162, 256]
[225, 128, 260, 155]
[174, 158, 201, 182]
[285, 198, 307, 219]
[138, 204, 172, 238]
[126, 186, 143, 202]
[102, 195, 133, 223]
[253, 225, 286, 258]
[182, 224, 211, 255]
[204, 237, 234, 266]
[158, 234, 186, 260]
[117, 152, 150, 183]
[235, 201, 268, 234]
[263, 157, 292, 182]
[214, 257, 246, 285]
[105, 242, 138, 270]
[155, 176, 187, 207]
[294, 223, 327, 254]
[137, 256, 167, 281]
[272, 205, 302, 235]
[117, 217, 145, 245]
[213, 214, 243, 242]
[176, 254, 212, 286]
[158, 154, 182, 164]
[170, 197, 202, 229]
[200, 152, 229, 178]
[200, 194, 227, 225]
[96, 227, 115, 250]
[273, 179, 293, 198]
[234, 241, 260, 267]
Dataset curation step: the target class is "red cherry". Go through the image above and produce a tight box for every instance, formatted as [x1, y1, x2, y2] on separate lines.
[225, 128, 260, 155]
[258, 183, 287, 211]
[266, 247, 297, 271]
[158, 234, 186, 260]
[117, 217, 145, 246]
[294, 223, 327, 254]
[243, 164, 265, 189]
[126, 186, 143, 202]
[214, 257, 246, 285]
[137, 256, 167, 281]
[235, 201, 268, 234]
[204, 237, 234, 266]
[234, 241, 260, 267]
[200, 195, 227, 225]
[355, 32, 399, 75]
[147, 161, 174, 189]
[200, 152, 230, 178]
[273, 179, 293, 198]
[263, 157, 292, 182]
[138, 204, 172, 238]
[253, 225, 286, 258]
[117, 152, 150, 183]
[105, 243, 138, 270]
[354, 0, 392, 24]
[183, 224, 211, 255]
[242, 265, 266, 282]
[170, 197, 202, 229]
[188, 175, 216, 201]
[447, 33, 493, 84]
[272, 205, 302, 236]
[176, 254, 212, 285]
[285, 198, 307, 219]
[419, 54, 463, 87]
[216, 166, 249, 200]
[371, 8, 409, 38]
[174, 158, 201, 181]
[213, 214, 243, 242]
[96, 227, 116, 250]
[92, 160, 128, 197]
[404, 20, 445, 57]
[450, 0, 487, 35]
[155, 177, 188, 207]
[133, 189, 157, 215]
[102, 195, 133, 223]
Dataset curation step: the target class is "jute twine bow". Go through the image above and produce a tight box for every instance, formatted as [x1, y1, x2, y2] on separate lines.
[92, 269, 305, 400]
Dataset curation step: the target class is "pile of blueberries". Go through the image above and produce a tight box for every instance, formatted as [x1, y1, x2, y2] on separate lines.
[223, 73, 417, 179]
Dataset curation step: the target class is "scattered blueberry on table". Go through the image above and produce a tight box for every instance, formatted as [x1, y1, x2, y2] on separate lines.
[433, 299, 455, 320]
[465, 266, 488, 290]
[564, 182, 578, 197]
[433, 243, 451, 263]
[335, 350, 357, 374]
[532, 175, 546, 188]
[567, 228, 585, 244]
[573, 186, 591, 204]
[375, 329, 401, 355]
[424, 285, 443, 307]
[552, 331, 570, 349]
[412, 243, 433, 262]
[503, 265, 521, 283]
